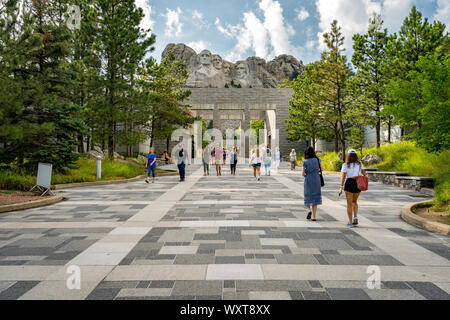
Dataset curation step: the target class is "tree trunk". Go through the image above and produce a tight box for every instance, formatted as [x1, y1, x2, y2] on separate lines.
[376, 118, 381, 149]
[77, 135, 85, 153]
[387, 118, 392, 143]
[86, 135, 91, 152]
[166, 137, 170, 153]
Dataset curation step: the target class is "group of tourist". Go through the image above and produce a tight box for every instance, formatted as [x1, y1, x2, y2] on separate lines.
[145, 145, 367, 227]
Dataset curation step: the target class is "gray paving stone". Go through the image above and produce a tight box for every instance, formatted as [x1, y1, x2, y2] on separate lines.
[326, 288, 371, 300]
[0, 281, 39, 300]
[215, 256, 245, 264]
[172, 281, 222, 296]
[302, 291, 331, 300]
[406, 282, 450, 300]
[149, 281, 175, 288]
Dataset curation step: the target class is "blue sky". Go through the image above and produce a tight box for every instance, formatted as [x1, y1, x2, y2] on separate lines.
[137, 0, 449, 64]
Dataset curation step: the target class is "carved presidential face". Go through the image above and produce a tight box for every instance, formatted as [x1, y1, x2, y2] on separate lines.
[199, 50, 212, 66]
[212, 55, 223, 70]
[222, 62, 232, 75]
[236, 63, 248, 79]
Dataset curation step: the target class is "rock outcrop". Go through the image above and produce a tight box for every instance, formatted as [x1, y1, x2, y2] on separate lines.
[162, 43, 305, 88]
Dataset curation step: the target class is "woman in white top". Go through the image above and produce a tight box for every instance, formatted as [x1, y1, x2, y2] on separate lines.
[338, 149, 367, 227]
[249, 147, 263, 181]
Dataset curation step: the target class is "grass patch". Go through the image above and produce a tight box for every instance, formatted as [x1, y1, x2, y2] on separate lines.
[0, 157, 159, 191]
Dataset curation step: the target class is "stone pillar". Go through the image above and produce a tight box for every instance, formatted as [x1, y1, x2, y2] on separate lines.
[213, 104, 220, 131]
[242, 105, 250, 158]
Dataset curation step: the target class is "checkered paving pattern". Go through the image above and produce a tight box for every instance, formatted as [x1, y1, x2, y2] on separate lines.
[0, 162, 448, 300]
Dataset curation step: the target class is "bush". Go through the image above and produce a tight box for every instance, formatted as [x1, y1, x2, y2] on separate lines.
[334, 160, 344, 171]
[320, 152, 340, 171]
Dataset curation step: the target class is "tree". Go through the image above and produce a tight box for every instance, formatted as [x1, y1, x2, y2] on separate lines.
[286, 62, 334, 149]
[0, 0, 84, 171]
[396, 40, 449, 152]
[386, 6, 447, 133]
[138, 51, 197, 151]
[93, 0, 155, 159]
[351, 14, 390, 148]
[319, 20, 353, 158]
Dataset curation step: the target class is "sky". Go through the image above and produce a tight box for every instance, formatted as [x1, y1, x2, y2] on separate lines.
[137, 0, 449, 65]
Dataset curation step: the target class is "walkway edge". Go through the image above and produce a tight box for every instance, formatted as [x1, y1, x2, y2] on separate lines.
[400, 200, 450, 235]
[53, 171, 178, 190]
[0, 195, 64, 214]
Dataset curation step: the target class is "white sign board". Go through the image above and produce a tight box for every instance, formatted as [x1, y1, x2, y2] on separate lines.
[36, 163, 53, 188]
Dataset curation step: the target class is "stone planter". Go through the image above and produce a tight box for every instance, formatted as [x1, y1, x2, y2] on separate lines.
[394, 176, 435, 192]
[367, 171, 409, 185]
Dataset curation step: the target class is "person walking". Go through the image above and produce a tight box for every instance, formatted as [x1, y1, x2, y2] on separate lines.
[263, 146, 272, 176]
[162, 150, 170, 165]
[290, 149, 297, 170]
[274, 147, 281, 172]
[177, 145, 188, 182]
[230, 147, 238, 175]
[145, 147, 157, 184]
[249, 147, 262, 181]
[213, 144, 222, 176]
[202, 147, 211, 176]
[302, 147, 322, 221]
[338, 149, 367, 227]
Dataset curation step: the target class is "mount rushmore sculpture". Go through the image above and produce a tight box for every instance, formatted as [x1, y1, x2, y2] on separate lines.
[162, 43, 305, 88]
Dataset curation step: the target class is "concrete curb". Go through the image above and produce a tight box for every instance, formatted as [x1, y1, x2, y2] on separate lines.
[400, 200, 450, 235]
[53, 170, 178, 190]
[0, 195, 64, 214]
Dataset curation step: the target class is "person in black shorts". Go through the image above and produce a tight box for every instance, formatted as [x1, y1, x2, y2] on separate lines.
[338, 149, 367, 227]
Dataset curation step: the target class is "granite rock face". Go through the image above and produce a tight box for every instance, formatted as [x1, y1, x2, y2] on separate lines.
[162, 43, 304, 88]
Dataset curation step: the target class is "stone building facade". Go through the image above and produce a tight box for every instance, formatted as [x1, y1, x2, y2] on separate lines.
[151, 88, 306, 159]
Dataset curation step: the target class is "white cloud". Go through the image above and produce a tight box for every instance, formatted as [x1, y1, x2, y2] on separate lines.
[381, 0, 414, 33]
[297, 7, 310, 21]
[215, 0, 296, 61]
[315, 0, 415, 52]
[135, 0, 155, 34]
[215, 18, 234, 38]
[192, 10, 209, 29]
[434, 0, 450, 31]
[259, 0, 291, 58]
[187, 40, 209, 53]
[164, 7, 183, 37]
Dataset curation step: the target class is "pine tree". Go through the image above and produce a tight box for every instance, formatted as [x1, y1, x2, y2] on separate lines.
[94, 0, 155, 159]
[319, 20, 353, 157]
[386, 6, 446, 133]
[351, 14, 390, 148]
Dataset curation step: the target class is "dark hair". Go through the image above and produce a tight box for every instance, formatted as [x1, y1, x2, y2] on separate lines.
[304, 146, 316, 159]
[345, 153, 360, 167]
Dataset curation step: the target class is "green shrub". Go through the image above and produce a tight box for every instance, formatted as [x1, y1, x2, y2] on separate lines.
[320, 152, 340, 171]
[0, 170, 35, 191]
[334, 160, 344, 171]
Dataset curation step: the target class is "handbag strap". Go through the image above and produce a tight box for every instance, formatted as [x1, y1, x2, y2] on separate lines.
[316, 157, 322, 174]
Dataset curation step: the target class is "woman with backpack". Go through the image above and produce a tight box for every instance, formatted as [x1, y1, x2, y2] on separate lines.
[339, 149, 367, 227]
[302, 147, 323, 221]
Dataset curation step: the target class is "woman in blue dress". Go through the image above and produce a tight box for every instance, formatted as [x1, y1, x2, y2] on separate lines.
[302, 147, 322, 221]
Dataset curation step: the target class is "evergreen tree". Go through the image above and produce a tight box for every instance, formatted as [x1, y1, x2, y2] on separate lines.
[351, 14, 390, 148]
[319, 20, 353, 157]
[386, 6, 446, 133]
[93, 0, 155, 159]
[286, 62, 334, 149]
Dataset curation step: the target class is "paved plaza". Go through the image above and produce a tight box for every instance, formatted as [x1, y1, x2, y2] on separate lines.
[0, 163, 449, 300]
